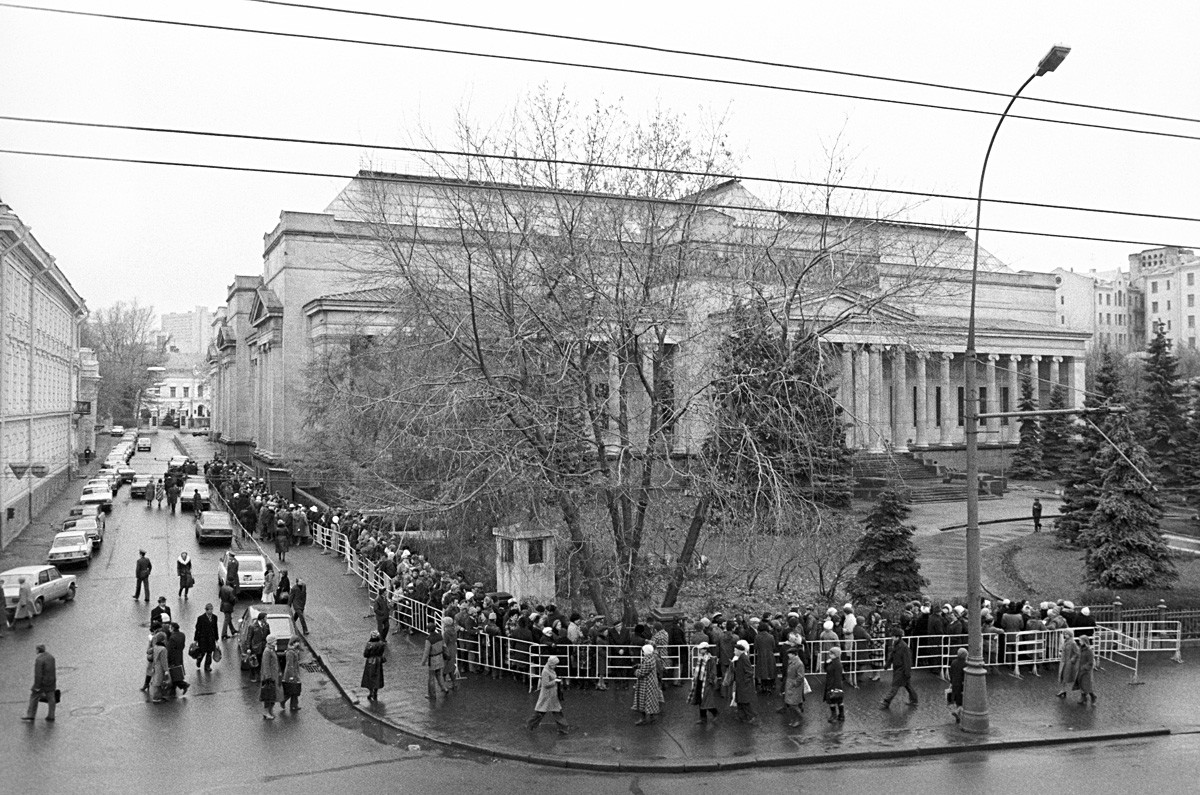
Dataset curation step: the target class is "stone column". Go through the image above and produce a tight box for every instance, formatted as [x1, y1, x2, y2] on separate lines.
[1071, 357, 1086, 410]
[1007, 354, 1022, 444]
[892, 348, 909, 451]
[985, 353, 999, 443]
[855, 345, 870, 449]
[1029, 355, 1043, 406]
[840, 344, 855, 448]
[1050, 356, 1062, 392]
[868, 345, 885, 452]
[914, 352, 928, 448]
[939, 352, 953, 446]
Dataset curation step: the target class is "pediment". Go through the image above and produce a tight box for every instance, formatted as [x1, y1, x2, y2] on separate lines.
[790, 290, 918, 325]
[215, 324, 237, 350]
[249, 287, 284, 328]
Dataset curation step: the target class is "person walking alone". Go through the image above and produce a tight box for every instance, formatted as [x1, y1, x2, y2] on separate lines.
[259, 635, 280, 720]
[133, 551, 152, 602]
[948, 647, 968, 723]
[362, 630, 387, 702]
[824, 647, 846, 723]
[261, 563, 277, 605]
[783, 645, 808, 727]
[14, 577, 35, 630]
[219, 582, 237, 640]
[154, 478, 165, 509]
[280, 638, 303, 713]
[274, 519, 290, 563]
[194, 603, 219, 672]
[373, 588, 391, 643]
[166, 480, 181, 515]
[290, 577, 309, 635]
[879, 628, 918, 709]
[526, 655, 570, 734]
[176, 552, 193, 600]
[21, 644, 56, 722]
[1032, 498, 1043, 533]
[632, 643, 664, 726]
[1056, 629, 1079, 699]
[419, 629, 445, 701]
[731, 639, 757, 724]
[689, 642, 720, 725]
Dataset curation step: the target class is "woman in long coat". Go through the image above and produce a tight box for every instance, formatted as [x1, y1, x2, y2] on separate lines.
[1074, 636, 1096, 704]
[782, 646, 807, 727]
[149, 633, 170, 704]
[154, 479, 165, 508]
[632, 644, 664, 725]
[823, 646, 845, 723]
[280, 638, 302, 712]
[753, 621, 778, 693]
[526, 655, 570, 733]
[420, 629, 446, 701]
[731, 640, 757, 723]
[688, 642, 720, 724]
[441, 616, 459, 692]
[1056, 630, 1079, 698]
[274, 520, 291, 563]
[176, 552, 193, 600]
[14, 577, 35, 629]
[261, 564, 277, 604]
[361, 630, 387, 701]
[259, 634, 281, 719]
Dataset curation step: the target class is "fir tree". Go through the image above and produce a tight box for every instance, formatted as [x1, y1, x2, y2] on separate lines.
[1178, 381, 1200, 507]
[847, 487, 927, 603]
[1078, 416, 1176, 589]
[1142, 325, 1186, 485]
[1007, 375, 1047, 479]
[1056, 347, 1124, 546]
[1040, 384, 1072, 479]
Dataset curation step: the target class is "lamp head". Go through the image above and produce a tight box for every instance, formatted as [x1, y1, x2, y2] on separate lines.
[1036, 45, 1070, 76]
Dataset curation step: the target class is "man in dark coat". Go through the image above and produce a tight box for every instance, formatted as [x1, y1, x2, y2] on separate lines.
[880, 628, 918, 709]
[373, 588, 391, 642]
[194, 603, 219, 671]
[731, 640, 758, 724]
[166, 622, 190, 696]
[149, 596, 172, 633]
[22, 644, 56, 721]
[134, 550, 152, 602]
[291, 577, 309, 634]
[247, 613, 269, 682]
[166, 481, 181, 514]
[1032, 498, 1043, 532]
[219, 583, 237, 639]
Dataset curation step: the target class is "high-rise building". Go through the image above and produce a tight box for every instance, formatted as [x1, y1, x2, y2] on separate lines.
[161, 306, 212, 354]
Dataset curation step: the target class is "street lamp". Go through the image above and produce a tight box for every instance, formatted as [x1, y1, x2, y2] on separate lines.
[963, 44, 1070, 735]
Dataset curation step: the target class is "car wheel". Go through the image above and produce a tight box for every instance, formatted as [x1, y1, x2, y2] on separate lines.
[33, 597, 44, 616]
[84, 557, 90, 568]
[64, 584, 76, 601]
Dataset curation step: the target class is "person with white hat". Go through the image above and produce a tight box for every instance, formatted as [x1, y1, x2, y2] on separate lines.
[731, 639, 758, 724]
[527, 656, 570, 734]
[632, 644, 664, 725]
[823, 646, 846, 723]
[689, 641, 720, 724]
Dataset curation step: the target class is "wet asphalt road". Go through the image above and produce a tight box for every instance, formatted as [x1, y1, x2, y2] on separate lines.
[1, 431, 1197, 793]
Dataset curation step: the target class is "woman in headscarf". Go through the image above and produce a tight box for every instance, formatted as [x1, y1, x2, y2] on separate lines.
[823, 646, 845, 723]
[948, 647, 968, 723]
[259, 634, 281, 719]
[261, 563, 277, 604]
[782, 645, 808, 727]
[149, 632, 170, 704]
[176, 551, 193, 600]
[632, 643, 664, 725]
[1056, 629, 1079, 698]
[1074, 635, 1096, 704]
[362, 630, 387, 702]
[280, 638, 303, 713]
[731, 639, 757, 724]
[688, 641, 720, 725]
[753, 615, 778, 694]
[441, 615, 459, 692]
[526, 655, 570, 733]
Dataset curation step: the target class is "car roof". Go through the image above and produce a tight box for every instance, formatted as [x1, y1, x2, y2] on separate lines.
[0, 565, 54, 576]
[83, 482, 110, 490]
[64, 516, 100, 526]
[199, 513, 233, 525]
[245, 603, 294, 619]
[53, 531, 89, 541]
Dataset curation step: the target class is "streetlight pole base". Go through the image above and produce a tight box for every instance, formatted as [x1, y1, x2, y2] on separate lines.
[960, 660, 990, 734]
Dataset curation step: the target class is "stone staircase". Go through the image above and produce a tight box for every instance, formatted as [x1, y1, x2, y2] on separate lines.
[852, 451, 1001, 504]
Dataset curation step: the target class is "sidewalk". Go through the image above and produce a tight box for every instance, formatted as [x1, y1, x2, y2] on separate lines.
[288, 539, 1195, 771]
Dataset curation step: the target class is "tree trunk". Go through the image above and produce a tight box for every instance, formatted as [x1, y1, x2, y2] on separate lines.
[661, 493, 711, 608]
[556, 492, 608, 617]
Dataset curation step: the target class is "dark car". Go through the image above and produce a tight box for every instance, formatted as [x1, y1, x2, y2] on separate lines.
[194, 511, 234, 545]
[236, 603, 296, 671]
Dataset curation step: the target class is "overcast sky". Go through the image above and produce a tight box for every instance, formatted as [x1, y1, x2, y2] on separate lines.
[3, 1, 1199, 320]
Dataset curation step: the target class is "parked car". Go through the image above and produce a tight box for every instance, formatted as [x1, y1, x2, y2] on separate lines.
[47, 531, 93, 568]
[109, 425, 125, 437]
[136, 437, 152, 452]
[1, 565, 77, 618]
[130, 473, 155, 499]
[191, 427, 211, 437]
[195, 511, 235, 545]
[236, 603, 295, 670]
[168, 455, 190, 469]
[66, 503, 106, 524]
[217, 551, 267, 597]
[62, 515, 104, 548]
[95, 469, 121, 492]
[116, 464, 136, 484]
[181, 477, 211, 511]
[80, 483, 114, 512]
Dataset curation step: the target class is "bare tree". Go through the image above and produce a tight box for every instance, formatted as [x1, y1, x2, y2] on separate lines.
[81, 300, 162, 424]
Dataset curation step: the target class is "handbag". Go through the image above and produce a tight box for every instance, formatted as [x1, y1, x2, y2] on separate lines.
[243, 650, 260, 668]
[259, 678, 277, 702]
[212, 646, 223, 663]
[556, 681, 565, 703]
[39, 689, 61, 704]
[188, 641, 200, 659]
[802, 676, 812, 696]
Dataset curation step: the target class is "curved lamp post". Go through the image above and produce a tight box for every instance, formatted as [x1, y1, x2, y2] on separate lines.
[963, 44, 1070, 735]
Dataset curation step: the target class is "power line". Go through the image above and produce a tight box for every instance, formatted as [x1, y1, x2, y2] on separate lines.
[244, 0, 1200, 129]
[4, 2, 1199, 145]
[0, 145, 1193, 249]
[5, 113, 1198, 226]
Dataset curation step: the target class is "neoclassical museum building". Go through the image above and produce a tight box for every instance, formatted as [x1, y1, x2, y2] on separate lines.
[207, 172, 1089, 485]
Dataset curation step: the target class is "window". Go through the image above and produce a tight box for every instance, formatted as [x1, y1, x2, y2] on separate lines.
[1097, 295, 1103, 305]
[1107, 313, 1112, 325]
[500, 539, 514, 563]
[1190, 295, 1195, 308]
[1060, 317, 1065, 325]
[170, 387, 177, 398]
[1168, 280, 1172, 289]
[1060, 296, 1065, 305]
[912, 385, 919, 427]
[935, 386, 942, 427]
[1152, 281, 1159, 294]
[1168, 301, 1172, 311]
[1191, 338, 1197, 349]
[1152, 302, 1159, 314]
[197, 385, 205, 398]
[978, 387, 988, 427]
[1098, 312, 1103, 324]
[1189, 316, 1195, 328]
[528, 539, 545, 565]
[182, 387, 189, 398]
[1106, 294, 1112, 305]
[957, 386, 964, 427]
[1169, 320, 1173, 330]
[1190, 273, 1196, 287]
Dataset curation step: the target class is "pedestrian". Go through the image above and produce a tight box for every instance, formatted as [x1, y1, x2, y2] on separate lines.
[167, 622, 190, 697]
[148, 632, 170, 703]
[824, 646, 846, 723]
[688, 641, 720, 725]
[154, 478, 165, 508]
[1074, 636, 1096, 704]
[632, 643, 664, 726]
[259, 635, 281, 720]
[166, 481, 181, 514]
[753, 617, 777, 693]
[194, 603, 219, 671]
[783, 645, 808, 727]
[526, 655, 570, 734]
[225, 554, 240, 593]
[275, 569, 291, 604]
[879, 627, 918, 709]
[261, 563, 277, 604]
[280, 638, 303, 713]
[442, 615, 459, 691]
[373, 587, 391, 643]
[247, 614, 268, 683]
[219, 582, 237, 639]
[1032, 498, 1043, 533]
[21, 644, 56, 722]
[1056, 629, 1079, 698]
[362, 630, 387, 702]
[948, 647, 967, 723]
[176, 552, 193, 600]
[14, 577, 35, 629]
[274, 519, 290, 563]
[84, 446, 92, 464]
[291, 577, 309, 634]
[731, 639, 757, 724]
[145, 479, 154, 509]
[149, 596, 171, 633]
[420, 628, 446, 701]
[133, 550, 152, 602]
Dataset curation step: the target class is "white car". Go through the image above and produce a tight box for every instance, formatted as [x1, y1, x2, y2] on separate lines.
[95, 469, 121, 491]
[62, 515, 105, 548]
[110, 425, 125, 437]
[80, 482, 113, 512]
[136, 437, 152, 452]
[181, 477, 210, 511]
[217, 551, 267, 597]
[1, 565, 77, 617]
[168, 455, 190, 469]
[47, 531, 93, 568]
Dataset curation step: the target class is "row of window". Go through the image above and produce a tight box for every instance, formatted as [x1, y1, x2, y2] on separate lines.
[1150, 272, 1197, 294]
[163, 385, 205, 398]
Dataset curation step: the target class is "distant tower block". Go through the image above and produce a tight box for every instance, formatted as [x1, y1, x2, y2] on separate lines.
[493, 521, 556, 604]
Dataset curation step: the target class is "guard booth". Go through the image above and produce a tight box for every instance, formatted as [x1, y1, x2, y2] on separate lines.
[493, 521, 556, 605]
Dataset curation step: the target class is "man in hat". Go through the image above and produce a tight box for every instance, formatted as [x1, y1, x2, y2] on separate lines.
[880, 627, 918, 710]
[731, 639, 757, 723]
[133, 550, 152, 602]
[149, 596, 172, 633]
[291, 576, 309, 634]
